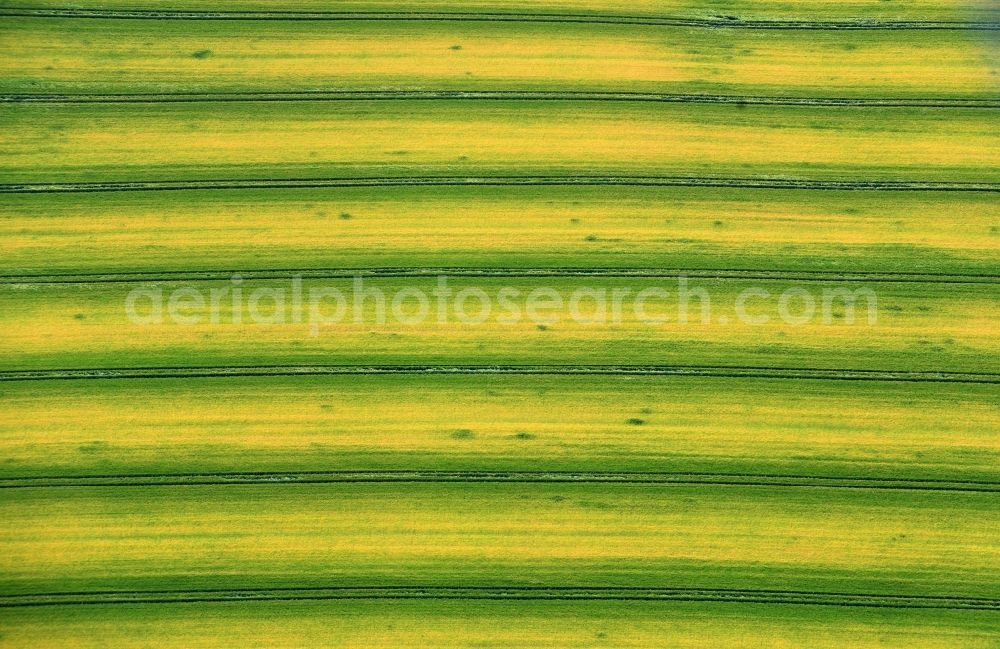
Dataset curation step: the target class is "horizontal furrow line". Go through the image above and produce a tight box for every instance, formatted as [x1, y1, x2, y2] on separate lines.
[2, 9, 998, 30]
[2, 586, 996, 610]
[1, 471, 996, 492]
[4, 176, 999, 194]
[1, 366, 996, 383]
[2, 267, 996, 285]
[3, 91, 998, 108]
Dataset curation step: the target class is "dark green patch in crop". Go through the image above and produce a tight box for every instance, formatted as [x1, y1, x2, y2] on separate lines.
[78, 441, 109, 454]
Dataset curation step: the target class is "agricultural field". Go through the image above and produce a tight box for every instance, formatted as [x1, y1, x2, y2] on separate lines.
[1, 375, 997, 483]
[0, 0, 998, 647]
[3, 20, 998, 98]
[3, 102, 999, 183]
[3, 186, 999, 276]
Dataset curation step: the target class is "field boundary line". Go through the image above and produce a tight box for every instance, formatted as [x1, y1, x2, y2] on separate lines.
[1, 586, 997, 609]
[1, 8, 998, 30]
[2, 268, 997, 285]
[1, 470, 996, 492]
[2, 91, 998, 108]
[3, 176, 999, 194]
[0, 366, 996, 383]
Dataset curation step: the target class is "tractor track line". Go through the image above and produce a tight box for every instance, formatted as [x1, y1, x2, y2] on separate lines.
[0, 366, 996, 383]
[1, 8, 998, 30]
